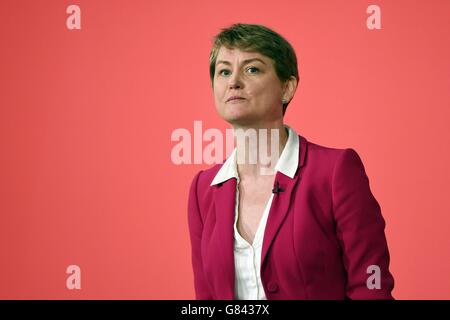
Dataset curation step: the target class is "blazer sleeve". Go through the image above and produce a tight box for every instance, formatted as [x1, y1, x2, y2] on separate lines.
[332, 148, 395, 299]
[187, 170, 214, 299]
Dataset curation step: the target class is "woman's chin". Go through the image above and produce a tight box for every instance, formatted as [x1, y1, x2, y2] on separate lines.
[216, 105, 257, 125]
[222, 113, 257, 126]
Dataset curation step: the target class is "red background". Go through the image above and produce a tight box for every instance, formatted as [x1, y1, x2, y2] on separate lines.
[1, 0, 449, 299]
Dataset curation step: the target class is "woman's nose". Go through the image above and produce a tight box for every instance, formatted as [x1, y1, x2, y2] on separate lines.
[228, 71, 243, 89]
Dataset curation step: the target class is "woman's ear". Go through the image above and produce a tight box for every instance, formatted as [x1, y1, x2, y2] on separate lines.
[282, 76, 298, 103]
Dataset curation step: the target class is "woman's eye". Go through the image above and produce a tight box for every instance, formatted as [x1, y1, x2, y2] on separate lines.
[218, 69, 230, 76]
[246, 66, 259, 73]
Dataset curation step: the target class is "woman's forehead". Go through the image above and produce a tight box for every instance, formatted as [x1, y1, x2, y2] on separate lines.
[216, 46, 268, 62]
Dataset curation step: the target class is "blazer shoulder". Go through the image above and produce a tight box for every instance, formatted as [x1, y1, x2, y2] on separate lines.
[302, 138, 366, 176]
[307, 139, 348, 156]
[305, 139, 354, 162]
[190, 162, 223, 192]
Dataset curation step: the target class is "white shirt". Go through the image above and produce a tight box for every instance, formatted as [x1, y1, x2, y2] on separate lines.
[210, 124, 300, 300]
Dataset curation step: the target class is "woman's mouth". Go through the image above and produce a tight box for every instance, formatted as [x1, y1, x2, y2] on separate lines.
[226, 96, 246, 103]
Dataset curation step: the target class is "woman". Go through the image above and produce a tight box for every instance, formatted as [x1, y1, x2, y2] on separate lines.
[187, 23, 394, 300]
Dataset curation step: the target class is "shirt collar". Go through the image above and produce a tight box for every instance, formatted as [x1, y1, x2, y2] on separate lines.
[210, 124, 299, 186]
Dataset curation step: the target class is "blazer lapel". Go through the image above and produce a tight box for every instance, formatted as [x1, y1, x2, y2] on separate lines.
[212, 177, 237, 299]
[261, 135, 308, 269]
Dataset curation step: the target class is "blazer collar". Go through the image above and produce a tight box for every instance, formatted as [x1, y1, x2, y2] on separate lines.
[210, 129, 308, 299]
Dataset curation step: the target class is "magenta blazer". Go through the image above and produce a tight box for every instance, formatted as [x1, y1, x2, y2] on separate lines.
[187, 134, 395, 299]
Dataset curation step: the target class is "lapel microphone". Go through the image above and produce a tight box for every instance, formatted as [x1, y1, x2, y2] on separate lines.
[272, 181, 285, 194]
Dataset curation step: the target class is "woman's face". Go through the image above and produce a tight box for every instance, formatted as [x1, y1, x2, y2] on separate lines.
[213, 46, 285, 126]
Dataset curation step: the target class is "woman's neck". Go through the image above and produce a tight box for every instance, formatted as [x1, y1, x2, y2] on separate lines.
[233, 121, 288, 179]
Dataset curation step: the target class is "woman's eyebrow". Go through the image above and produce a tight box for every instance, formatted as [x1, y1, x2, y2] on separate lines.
[216, 58, 267, 66]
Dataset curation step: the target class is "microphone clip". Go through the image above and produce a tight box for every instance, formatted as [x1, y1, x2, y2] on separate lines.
[272, 181, 285, 194]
